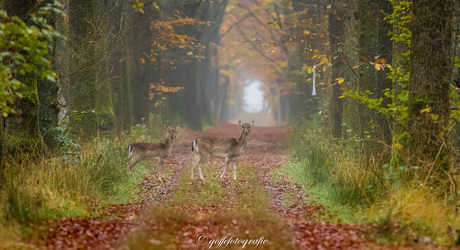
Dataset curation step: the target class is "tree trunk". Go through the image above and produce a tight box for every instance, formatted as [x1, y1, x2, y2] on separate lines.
[408, 0, 453, 180]
[95, 1, 114, 134]
[329, 0, 345, 138]
[68, 0, 98, 137]
[357, 0, 379, 144]
[107, 0, 124, 134]
[38, 9, 61, 153]
[375, 0, 393, 149]
[129, 10, 151, 126]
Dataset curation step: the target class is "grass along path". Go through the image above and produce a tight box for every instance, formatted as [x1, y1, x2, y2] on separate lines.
[38, 122, 391, 249]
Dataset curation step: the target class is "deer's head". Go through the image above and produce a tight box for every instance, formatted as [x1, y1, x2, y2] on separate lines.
[167, 126, 179, 139]
[239, 121, 254, 135]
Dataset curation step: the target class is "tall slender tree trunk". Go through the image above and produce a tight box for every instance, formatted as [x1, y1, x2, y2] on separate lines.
[129, 10, 151, 125]
[68, 0, 98, 137]
[357, 0, 379, 144]
[38, 10, 62, 153]
[95, 1, 114, 133]
[375, 0, 393, 150]
[408, 0, 453, 180]
[329, 0, 345, 138]
[108, 0, 124, 134]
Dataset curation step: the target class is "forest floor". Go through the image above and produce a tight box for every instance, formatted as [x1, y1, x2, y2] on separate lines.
[37, 122, 422, 249]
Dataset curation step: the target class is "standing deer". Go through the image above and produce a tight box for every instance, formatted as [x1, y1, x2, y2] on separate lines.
[191, 121, 254, 181]
[127, 126, 178, 181]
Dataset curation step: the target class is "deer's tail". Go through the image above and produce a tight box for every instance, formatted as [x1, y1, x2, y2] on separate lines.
[192, 139, 197, 152]
[128, 144, 133, 158]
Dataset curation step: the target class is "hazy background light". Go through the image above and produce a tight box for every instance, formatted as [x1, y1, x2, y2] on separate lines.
[243, 80, 264, 114]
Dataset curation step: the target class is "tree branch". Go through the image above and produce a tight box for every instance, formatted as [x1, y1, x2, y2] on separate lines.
[218, 13, 251, 42]
[235, 23, 275, 63]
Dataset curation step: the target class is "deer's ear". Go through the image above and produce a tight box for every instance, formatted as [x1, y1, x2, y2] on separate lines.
[166, 126, 170, 131]
[250, 121, 254, 127]
[238, 121, 243, 126]
[175, 126, 179, 130]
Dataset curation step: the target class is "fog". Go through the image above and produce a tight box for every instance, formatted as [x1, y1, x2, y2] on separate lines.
[243, 80, 265, 114]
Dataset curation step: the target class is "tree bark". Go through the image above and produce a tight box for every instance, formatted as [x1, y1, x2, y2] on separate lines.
[68, 0, 98, 137]
[329, 0, 345, 138]
[408, 0, 453, 178]
[375, 0, 393, 148]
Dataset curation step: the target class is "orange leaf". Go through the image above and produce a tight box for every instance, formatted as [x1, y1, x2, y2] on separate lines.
[141, 58, 145, 64]
[361, 56, 368, 61]
[375, 58, 386, 64]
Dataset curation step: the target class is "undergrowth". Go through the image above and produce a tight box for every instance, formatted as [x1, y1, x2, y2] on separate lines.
[0, 115, 168, 245]
[281, 119, 460, 245]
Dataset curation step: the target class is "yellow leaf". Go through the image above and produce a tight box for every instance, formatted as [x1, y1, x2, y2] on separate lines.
[334, 77, 345, 84]
[338, 96, 345, 98]
[141, 58, 145, 64]
[187, 51, 193, 56]
[421, 107, 431, 113]
[226, 99, 236, 105]
[394, 143, 403, 150]
[375, 63, 383, 71]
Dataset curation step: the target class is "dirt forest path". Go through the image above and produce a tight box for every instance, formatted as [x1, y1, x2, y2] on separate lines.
[40, 122, 374, 249]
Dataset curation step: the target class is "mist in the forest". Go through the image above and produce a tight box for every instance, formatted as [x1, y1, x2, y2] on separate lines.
[243, 80, 264, 114]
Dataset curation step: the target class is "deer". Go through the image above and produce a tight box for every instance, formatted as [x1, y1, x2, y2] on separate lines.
[190, 121, 254, 181]
[127, 126, 178, 181]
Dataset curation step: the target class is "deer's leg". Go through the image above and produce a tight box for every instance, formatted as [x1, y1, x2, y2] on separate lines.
[127, 157, 139, 176]
[158, 158, 165, 182]
[233, 161, 237, 181]
[191, 154, 200, 180]
[220, 157, 231, 179]
[198, 159, 205, 181]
